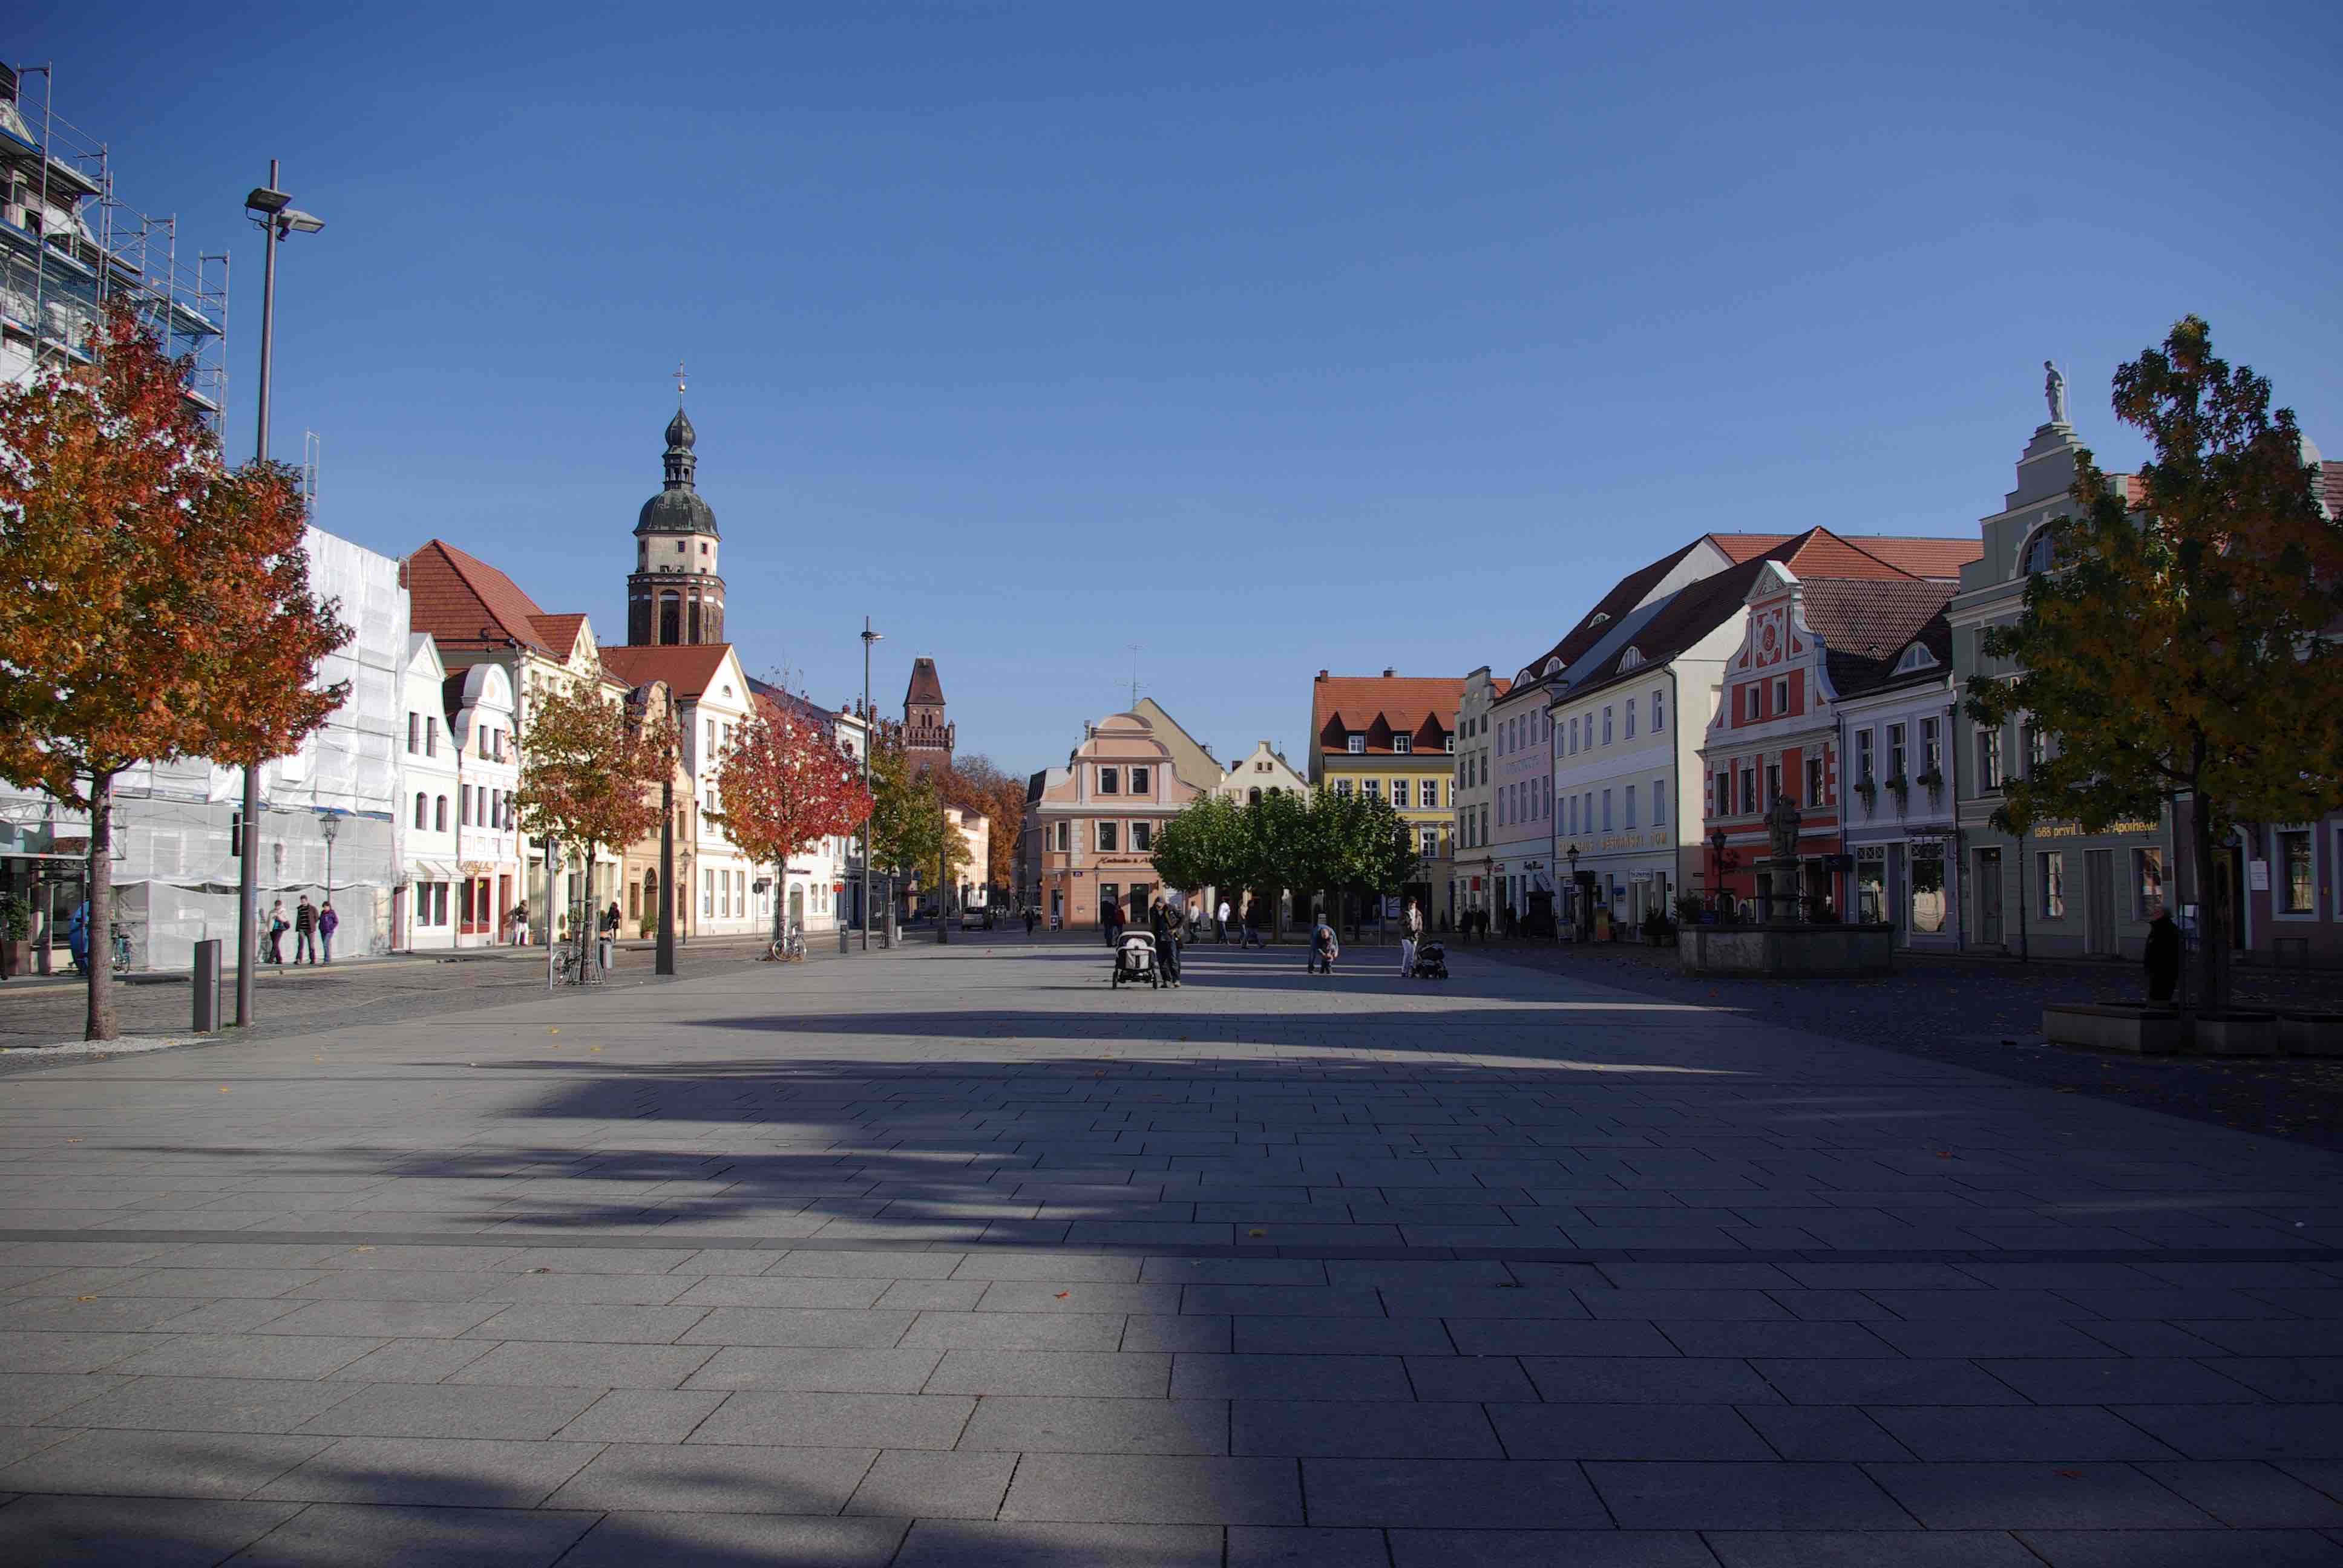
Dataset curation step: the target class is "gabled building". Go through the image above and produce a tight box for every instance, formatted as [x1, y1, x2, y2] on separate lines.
[1214, 740, 1307, 806]
[1698, 563, 1954, 921]
[1309, 670, 1464, 924]
[1836, 610, 1961, 949]
[600, 643, 759, 938]
[1452, 669, 1512, 929]
[1028, 711, 1204, 929]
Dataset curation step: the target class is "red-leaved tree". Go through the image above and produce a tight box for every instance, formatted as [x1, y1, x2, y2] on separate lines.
[714, 694, 874, 944]
[0, 303, 349, 1040]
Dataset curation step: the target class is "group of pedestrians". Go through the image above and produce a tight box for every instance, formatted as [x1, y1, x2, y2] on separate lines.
[264, 894, 339, 965]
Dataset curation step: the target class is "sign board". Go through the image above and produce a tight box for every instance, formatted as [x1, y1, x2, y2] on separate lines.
[2249, 861, 2270, 892]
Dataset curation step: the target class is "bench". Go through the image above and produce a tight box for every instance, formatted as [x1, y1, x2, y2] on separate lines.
[2043, 1003, 2182, 1055]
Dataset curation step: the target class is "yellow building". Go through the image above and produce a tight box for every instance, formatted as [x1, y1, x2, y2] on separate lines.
[1307, 670, 1464, 927]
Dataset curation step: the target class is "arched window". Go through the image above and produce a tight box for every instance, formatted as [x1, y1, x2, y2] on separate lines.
[434, 796, 448, 832]
[414, 792, 427, 829]
[688, 598, 703, 644]
[1249, 788, 1262, 805]
[659, 593, 681, 644]
[2020, 526, 2057, 576]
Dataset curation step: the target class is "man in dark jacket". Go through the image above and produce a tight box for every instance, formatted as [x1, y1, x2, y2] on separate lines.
[1149, 900, 1182, 985]
[293, 895, 319, 965]
[2145, 901, 2181, 1002]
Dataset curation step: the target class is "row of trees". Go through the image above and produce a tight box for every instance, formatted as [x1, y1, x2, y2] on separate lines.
[1968, 316, 2343, 1013]
[0, 305, 352, 1040]
[1149, 788, 1420, 936]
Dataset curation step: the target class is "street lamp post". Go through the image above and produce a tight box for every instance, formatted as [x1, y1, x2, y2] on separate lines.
[860, 618, 880, 952]
[234, 162, 325, 1028]
[1566, 844, 1580, 939]
[320, 811, 340, 906]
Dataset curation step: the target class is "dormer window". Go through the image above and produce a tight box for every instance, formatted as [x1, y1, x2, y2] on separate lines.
[1893, 644, 1939, 675]
[1392, 736, 1412, 755]
[1585, 611, 1610, 629]
[1444, 736, 1456, 754]
[1544, 658, 1562, 675]
[1617, 647, 1644, 671]
[1346, 734, 1365, 754]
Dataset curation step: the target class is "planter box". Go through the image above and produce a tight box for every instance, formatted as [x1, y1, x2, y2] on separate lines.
[0, 938, 27, 979]
[2043, 1003, 2182, 1055]
[2280, 1013, 2343, 1057]
[2191, 1010, 2278, 1057]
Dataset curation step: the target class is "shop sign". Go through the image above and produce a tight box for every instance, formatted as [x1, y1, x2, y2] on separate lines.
[2030, 818, 2158, 840]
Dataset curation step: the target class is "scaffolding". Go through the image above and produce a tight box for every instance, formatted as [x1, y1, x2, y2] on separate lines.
[0, 60, 228, 423]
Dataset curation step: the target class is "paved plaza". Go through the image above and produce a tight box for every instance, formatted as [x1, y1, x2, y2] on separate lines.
[0, 937, 2339, 1565]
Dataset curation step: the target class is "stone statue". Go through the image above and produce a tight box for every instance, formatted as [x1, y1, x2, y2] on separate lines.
[2043, 360, 2068, 424]
[1766, 791, 1803, 863]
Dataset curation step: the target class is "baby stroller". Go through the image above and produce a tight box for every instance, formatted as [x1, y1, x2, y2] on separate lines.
[1410, 939, 1449, 980]
[1113, 930, 1162, 989]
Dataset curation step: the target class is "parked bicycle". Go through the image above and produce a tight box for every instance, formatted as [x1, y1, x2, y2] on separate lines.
[110, 923, 133, 975]
[764, 922, 807, 963]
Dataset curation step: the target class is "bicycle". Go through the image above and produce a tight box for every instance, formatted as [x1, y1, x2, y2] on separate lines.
[764, 923, 807, 963]
[110, 923, 133, 975]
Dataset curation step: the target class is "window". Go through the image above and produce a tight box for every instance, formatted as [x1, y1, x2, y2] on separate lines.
[407, 713, 419, 753]
[1978, 726, 2004, 791]
[1445, 735, 1455, 753]
[1421, 827, 1440, 858]
[1601, 789, 1613, 831]
[1624, 699, 1636, 740]
[1653, 776, 1667, 826]
[1765, 763, 1781, 807]
[433, 796, 447, 832]
[1480, 805, 1489, 843]
[1392, 779, 1411, 809]
[1602, 707, 1614, 745]
[1567, 795, 1578, 835]
[1806, 756, 1824, 806]
[460, 786, 471, 827]
[1567, 717, 1578, 754]
[425, 717, 438, 757]
[1132, 821, 1152, 853]
[1855, 726, 1876, 780]
[1052, 820, 1070, 852]
[1393, 735, 1412, 755]
[2279, 830, 2314, 914]
[2022, 526, 2057, 575]
[2022, 720, 2045, 779]
[1624, 785, 1638, 830]
[2040, 851, 2065, 918]
[2134, 847, 2167, 920]
[1887, 724, 1906, 781]
[703, 870, 713, 917]
[1335, 778, 1354, 796]
[1774, 677, 1789, 715]
[1921, 716, 1942, 776]
[1364, 779, 1381, 801]
[1651, 688, 1665, 731]
[1098, 767, 1119, 795]
[1130, 766, 1150, 794]
[1747, 685, 1762, 722]
[1739, 766, 1756, 815]
[1347, 734, 1365, 754]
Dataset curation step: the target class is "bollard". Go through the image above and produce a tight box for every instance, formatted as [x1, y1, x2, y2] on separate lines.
[837, 924, 849, 955]
[192, 939, 221, 1033]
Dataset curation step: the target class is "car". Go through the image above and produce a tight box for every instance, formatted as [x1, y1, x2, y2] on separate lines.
[960, 906, 989, 930]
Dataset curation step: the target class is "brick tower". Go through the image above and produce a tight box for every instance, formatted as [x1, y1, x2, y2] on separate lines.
[903, 658, 955, 777]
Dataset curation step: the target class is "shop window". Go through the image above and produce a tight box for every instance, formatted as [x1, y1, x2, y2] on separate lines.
[2134, 848, 2166, 920]
[2039, 852, 2065, 918]
[2279, 830, 2314, 915]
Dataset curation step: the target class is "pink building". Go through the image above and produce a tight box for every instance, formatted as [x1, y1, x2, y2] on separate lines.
[1027, 712, 1204, 929]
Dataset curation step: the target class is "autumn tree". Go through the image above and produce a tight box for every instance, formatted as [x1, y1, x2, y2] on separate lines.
[0, 304, 349, 1040]
[514, 677, 671, 964]
[943, 753, 1029, 901]
[713, 693, 874, 944]
[866, 729, 969, 913]
[1967, 316, 2343, 1012]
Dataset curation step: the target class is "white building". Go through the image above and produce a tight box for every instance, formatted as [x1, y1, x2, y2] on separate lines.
[1489, 658, 1562, 933]
[1213, 740, 1308, 807]
[441, 658, 520, 947]
[602, 644, 759, 938]
[397, 636, 462, 951]
[1837, 619, 1962, 950]
[1452, 671, 1508, 925]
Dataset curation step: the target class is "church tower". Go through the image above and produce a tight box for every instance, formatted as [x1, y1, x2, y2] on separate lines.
[903, 657, 955, 777]
[627, 392, 726, 647]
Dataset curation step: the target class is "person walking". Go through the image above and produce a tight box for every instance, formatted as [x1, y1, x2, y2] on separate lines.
[599, 901, 620, 971]
[318, 901, 339, 965]
[2145, 901, 2181, 1003]
[1399, 898, 1422, 977]
[1101, 900, 1124, 949]
[1149, 898, 1182, 987]
[1024, 905, 1038, 936]
[1241, 895, 1264, 948]
[267, 900, 287, 964]
[1213, 898, 1228, 945]
[293, 895, 319, 965]
[67, 900, 90, 976]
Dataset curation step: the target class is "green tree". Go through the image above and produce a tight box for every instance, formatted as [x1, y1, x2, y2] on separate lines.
[1966, 316, 2343, 1012]
[866, 731, 969, 910]
[1289, 789, 1418, 938]
[1236, 790, 1312, 939]
[1149, 795, 1247, 911]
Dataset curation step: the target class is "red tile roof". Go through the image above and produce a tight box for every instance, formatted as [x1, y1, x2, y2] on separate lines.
[1798, 580, 1959, 693]
[529, 613, 589, 656]
[2324, 461, 2342, 520]
[404, 540, 561, 655]
[1848, 537, 1983, 580]
[1707, 533, 1797, 563]
[599, 643, 735, 702]
[1312, 673, 1467, 757]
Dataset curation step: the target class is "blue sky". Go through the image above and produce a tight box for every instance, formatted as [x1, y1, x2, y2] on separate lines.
[22, 2, 2343, 775]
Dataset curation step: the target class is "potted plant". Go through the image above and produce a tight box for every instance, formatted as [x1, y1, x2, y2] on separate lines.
[1884, 772, 1909, 812]
[1915, 763, 1945, 803]
[1853, 774, 1877, 810]
[0, 891, 32, 980]
[1674, 893, 1706, 927]
[1640, 907, 1678, 947]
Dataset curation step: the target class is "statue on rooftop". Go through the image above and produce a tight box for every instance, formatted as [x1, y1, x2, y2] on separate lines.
[2043, 360, 2068, 424]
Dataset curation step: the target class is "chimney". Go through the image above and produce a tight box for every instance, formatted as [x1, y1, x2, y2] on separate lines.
[1382, 668, 1396, 678]
[1316, 670, 1328, 681]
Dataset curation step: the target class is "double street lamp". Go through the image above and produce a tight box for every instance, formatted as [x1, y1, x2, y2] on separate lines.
[234, 162, 325, 1028]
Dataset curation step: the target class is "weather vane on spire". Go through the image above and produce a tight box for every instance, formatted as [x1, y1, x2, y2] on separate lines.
[673, 359, 687, 406]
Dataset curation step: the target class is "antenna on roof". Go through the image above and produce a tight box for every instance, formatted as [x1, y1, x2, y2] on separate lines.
[1127, 645, 1142, 711]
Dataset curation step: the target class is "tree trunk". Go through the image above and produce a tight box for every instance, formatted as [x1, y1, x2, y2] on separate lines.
[773, 860, 786, 948]
[2191, 793, 2227, 1014]
[85, 768, 116, 1042]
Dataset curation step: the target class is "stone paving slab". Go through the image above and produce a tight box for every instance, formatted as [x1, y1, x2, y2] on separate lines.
[0, 937, 2339, 1561]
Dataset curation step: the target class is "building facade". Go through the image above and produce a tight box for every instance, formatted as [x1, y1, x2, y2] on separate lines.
[1948, 390, 2169, 961]
[1029, 712, 1204, 929]
[1488, 663, 1561, 933]
[1835, 617, 1962, 950]
[1450, 670, 1509, 927]
[1213, 740, 1308, 807]
[1308, 671, 1463, 925]
[600, 644, 760, 939]
[397, 636, 462, 951]
[440, 658, 522, 948]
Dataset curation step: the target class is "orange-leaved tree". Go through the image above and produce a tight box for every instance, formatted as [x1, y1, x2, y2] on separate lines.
[944, 753, 1027, 904]
[513, 676, 672, 962]
[0, 302, 349, 1040]
[713, 693, 874, 945]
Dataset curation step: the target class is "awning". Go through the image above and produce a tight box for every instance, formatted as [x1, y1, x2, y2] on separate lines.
[408, 861, 457, 880]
